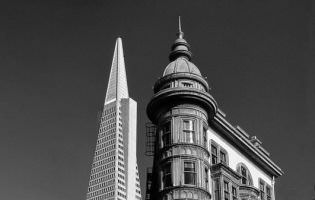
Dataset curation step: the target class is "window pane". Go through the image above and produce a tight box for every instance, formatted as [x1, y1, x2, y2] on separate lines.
[240, 166, 248, 184]
[203, 128, 207, 147]
[184, 172, 196, 185]
[220, 151, 226, 164]
[162, 133, 170, 146]
[164, 174, 172, 187]
[211, 145, 218, 164]
[184, 131, 194, 143]
[184, 162, 196, 185]
[164, 122, 171, 132]
[211, 145, 217, 155]
[164, 163, 171, 173]
[214, 180, 220, 200]
[232, 186, 237, 195]
[241, 177, 247, 185]
[224, 181, 229, 190]
[183, 120, 193, 130]
[163, 163, 172, 187]
[266, 186, 271, 200]
[184, 162, 195, 171]
[260, 181, 265, 191]
[241, 166, 246, 176]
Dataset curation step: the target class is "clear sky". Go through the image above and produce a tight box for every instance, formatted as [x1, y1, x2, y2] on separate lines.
[0, 0, 314, 200]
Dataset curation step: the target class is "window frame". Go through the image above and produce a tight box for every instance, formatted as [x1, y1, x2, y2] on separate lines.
[203, 126, 208, 148]
[182, 119, 195, 144]
[181, 81, 194, 88]
[232, 185, 237, 200]
[223, 180, 230, 200]
[162, 162, 172, 188]
[204, 165, 209, 189]
[214, 179, 220, 200]
[183, 160, 197, 185]
[211, 143, 218, 165]
[266, 185, 272, 200]
[236, 163, 253, 186]
[161, 121, 171, 147]
[220, 149, 228, 165]
[259, 179, 266, 200]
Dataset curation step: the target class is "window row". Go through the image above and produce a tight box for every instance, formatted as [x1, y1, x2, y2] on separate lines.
[91, 162, 115, 174]
[210, 141, 228, 166]
[161, 161, 209, 189]
[160, 119, 208, 148]
[213, 179, 238, 200]
[259, 178, 272, 200]
[158, 80, 206, 92]
[92, 155, 115, 168]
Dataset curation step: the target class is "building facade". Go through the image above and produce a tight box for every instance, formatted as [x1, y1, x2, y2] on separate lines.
[86, 38, 142, 200]
[146, 21, 283, 200]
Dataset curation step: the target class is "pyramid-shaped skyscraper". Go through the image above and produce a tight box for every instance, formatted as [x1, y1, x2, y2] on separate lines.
[86, 38, 142, 200]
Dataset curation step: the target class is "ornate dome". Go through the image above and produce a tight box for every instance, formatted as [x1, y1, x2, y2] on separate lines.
[163, 57, 201, 76]
[163, 17, 202, 77]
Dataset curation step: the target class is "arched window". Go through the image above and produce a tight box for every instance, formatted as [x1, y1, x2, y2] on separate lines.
[236, 163, 253, 186]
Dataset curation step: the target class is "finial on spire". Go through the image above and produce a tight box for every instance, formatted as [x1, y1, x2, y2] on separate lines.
[177, 16, 184, 39]
[169, 16, 192, 61]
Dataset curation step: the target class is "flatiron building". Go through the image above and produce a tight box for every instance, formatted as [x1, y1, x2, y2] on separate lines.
[86, 38, 141, 200]
[146, 18, 283, 200]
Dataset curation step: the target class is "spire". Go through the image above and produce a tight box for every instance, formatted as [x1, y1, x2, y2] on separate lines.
[105, 37, 129, 105]
[169, 16, 192, 61]
[178, 16, 184, 39]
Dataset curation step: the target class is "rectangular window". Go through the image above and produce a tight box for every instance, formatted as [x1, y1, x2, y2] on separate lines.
[214, 179, 220, 200]
[211, 145, 218, 164]
[224, 181, 230, 200]
[220, 151, 227, 164]
[241, 166, 247, 185]
[163, 163, 172, 188]
[232, 186, 237, 200]
[162, 122, 171, 147]
[205, 167, 209, 188]
[183, 120, 195, 143]
[182, 82, 193, 87]
[260, 180, 265, 200]
[203, 127, 207, 148]
[266, 186, 271, 200]
[184, 161, 196, 185]
[183, 120, 193, 130]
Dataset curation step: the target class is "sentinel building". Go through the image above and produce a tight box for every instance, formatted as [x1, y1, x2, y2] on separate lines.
[86, 38, 141, 200]
[146, 20, 283, 200]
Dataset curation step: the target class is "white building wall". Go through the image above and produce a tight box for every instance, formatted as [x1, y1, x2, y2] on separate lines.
[121, 98, 141, 200]
[207, 126, 272, 187]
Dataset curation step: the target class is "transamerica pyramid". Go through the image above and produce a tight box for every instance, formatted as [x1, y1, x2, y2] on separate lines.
[86, 38, 142, 200]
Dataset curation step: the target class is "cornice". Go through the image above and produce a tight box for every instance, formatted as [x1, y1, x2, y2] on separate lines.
[211, 163, 242, 180]
[211, 111, 284, 177]
[147, 88, 218, 123]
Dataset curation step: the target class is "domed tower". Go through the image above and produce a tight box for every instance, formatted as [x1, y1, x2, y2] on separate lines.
[146, 18, 218, 200]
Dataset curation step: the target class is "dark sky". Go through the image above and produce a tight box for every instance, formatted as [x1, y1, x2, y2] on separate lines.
[0, 0, 314, 199]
